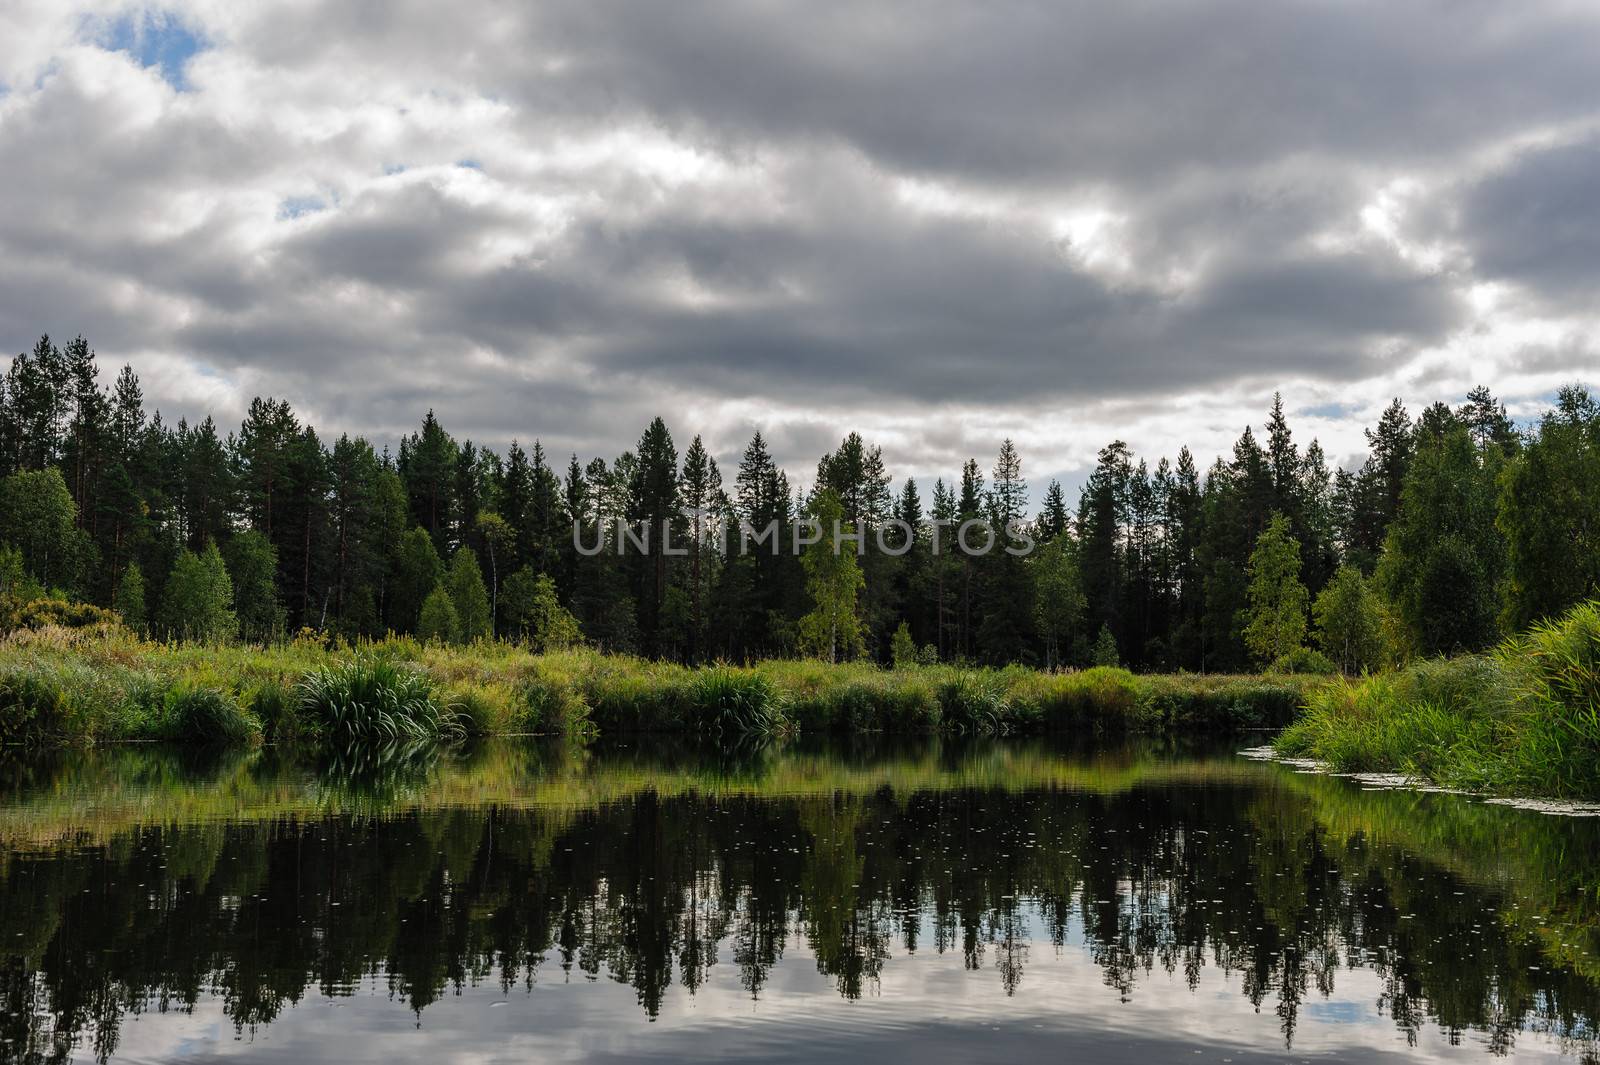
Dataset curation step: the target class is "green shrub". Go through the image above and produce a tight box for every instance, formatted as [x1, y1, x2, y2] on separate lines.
[685, 668, 783, 739]
[247, 677, 296, 743]
[1149, 676, 1309, 730]
[296, 656, 463, 746]
[160, 684, 259, 745]
[1276, 655, 1519, 789]
[1497, 601, 1600, 795]
[1007, 667, 1139, 732]
[16, 598, 120, 630]
[1267, 648, 1338, 675]
[447, 684, 518, 736]
[938, 673, 1009, 734]
[514, 677, 592, 735]
[0, 665, 71, 746]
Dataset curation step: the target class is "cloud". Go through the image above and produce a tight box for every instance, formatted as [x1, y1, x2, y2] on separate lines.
[1460, 136, 1600, 307]
[0, 0, 1597, 499]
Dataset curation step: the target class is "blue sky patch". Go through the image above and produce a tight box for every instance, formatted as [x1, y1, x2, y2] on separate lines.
[277, 196, 329, 221]
[95, 10, 206, 90]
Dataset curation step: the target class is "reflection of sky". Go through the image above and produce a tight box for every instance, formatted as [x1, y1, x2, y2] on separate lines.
[106, 915, 1572, 1065]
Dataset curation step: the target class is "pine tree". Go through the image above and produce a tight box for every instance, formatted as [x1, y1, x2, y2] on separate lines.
[890, 621, 916, 668]
[816, 432, 891, 526]
[1460, 385, 1518, 456]
[1090, 624, 1120, 667]
[528, 441, 565, 575]
[1077, 441, 1130, 652]
[1345, 398, 1413, 570]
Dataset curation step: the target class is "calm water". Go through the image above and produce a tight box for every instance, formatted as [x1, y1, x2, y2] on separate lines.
[2, 737, 1598, 1064]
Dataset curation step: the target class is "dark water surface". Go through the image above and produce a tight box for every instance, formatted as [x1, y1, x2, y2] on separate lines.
[2, 737, 1598, 1063]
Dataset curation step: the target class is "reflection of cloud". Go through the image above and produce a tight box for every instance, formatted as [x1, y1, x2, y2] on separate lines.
[107, 938, 1575, 1063]
[0, 1, 1597, 495]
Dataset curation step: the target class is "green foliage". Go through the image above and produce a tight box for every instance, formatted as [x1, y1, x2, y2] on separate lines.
[1498, 600, 1600, 796]
[1497, 386, 1600, 631]
[1278, 597, 1600, 797]
[225, 530, 285, 643]
[1090, 624, 1120, 667]
[445, 684, 517, 737]
[1313, 565, 1385, 674]
[0, 543, 44, 615]
[417, 583, 460, 645]
[247, 677, 296, 743]
[1031, 535, 1086, 669]
[392, 527, 442, 632]
[0, 626, 1331, 748]
[296, 656, 463, 746]
[159, 683, 259, 745]
[501, 567, 581, 651]
[890, 621, 916, 668]
[1267, 647, 1337, 675]
[160, 541, 237, 642]
[445, 548, 491, 642]
[937, 672, 1011, 734]
[796, 490, 865, 662]
[514, 674, 592, 735]
[685, 668, 783, 739]
[1377, 422, 1505, 656]
[15, 598, 118, 630]
[0, 467, 81, 591]
[1243, 513, 1309, 665]
[0, 665, 72, 746]
[115, 563, 147, 634]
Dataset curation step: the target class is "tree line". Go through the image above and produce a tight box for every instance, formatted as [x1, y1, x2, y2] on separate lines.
[2, 332, 1597, 670]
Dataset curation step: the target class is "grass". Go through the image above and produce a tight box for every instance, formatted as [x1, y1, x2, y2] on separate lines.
[297, 655, 465, 746]
[0, 622, 1324, 750]
[1276, 598, 1600, 797]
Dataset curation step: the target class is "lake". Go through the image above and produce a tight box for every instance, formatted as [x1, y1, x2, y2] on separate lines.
[1, 736, 1596, 1063]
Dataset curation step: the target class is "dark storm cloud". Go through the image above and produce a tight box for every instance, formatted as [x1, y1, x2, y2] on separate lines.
[1460, 136, 1600, 306]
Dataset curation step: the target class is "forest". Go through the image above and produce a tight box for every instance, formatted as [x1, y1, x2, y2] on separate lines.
[2, 332, 1599, 674]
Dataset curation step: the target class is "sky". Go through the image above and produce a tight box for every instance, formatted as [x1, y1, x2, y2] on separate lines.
[1, 1, 1598, 501]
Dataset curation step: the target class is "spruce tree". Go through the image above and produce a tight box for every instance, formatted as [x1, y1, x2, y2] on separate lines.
[115, 562, 146, 635]
[797, 490, 864, 662]
[226, 530, 285, 642]
[417, 583, 460, 645]
[446, 547, 492, 642]
[1243, 513, 1309, 666]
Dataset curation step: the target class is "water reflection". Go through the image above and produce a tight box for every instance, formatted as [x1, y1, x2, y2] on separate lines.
[1, 738, 1597, 1063]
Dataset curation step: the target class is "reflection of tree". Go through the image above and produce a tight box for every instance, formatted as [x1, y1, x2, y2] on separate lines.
[1, 764, 1599, 1063]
